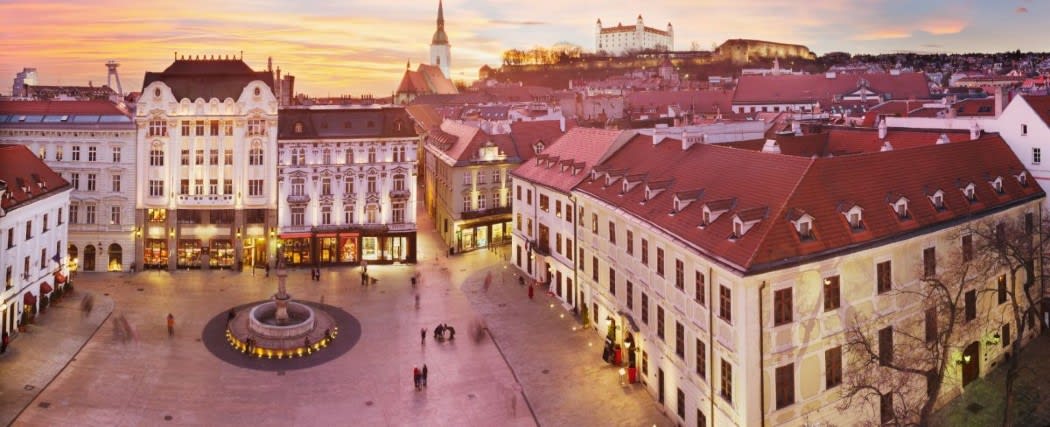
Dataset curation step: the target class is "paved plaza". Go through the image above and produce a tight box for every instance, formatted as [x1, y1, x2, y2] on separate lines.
[1, 212, 670, 427]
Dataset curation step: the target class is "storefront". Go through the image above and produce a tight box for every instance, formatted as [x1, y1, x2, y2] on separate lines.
[209, 240, 235, 268]
[317, 234, 339, 264]
[339, 234, 359, 263]
[176, 239, 203, 268]
[280, 235, 312, 265]
[144, 239, 167, 269]
[456, 219, 511, 252]
[279, 230, 414, 265]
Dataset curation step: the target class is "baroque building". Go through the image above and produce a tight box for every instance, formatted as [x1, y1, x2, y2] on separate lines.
[276, 106, 419, 265]
[0, 101, 136, 272]
[554, 128, 1042, 426]
[0, 145, 71, 343]
[134, 56, 278, 270]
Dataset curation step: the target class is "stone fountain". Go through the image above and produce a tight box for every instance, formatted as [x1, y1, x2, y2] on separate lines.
[227, 253, 337, 358]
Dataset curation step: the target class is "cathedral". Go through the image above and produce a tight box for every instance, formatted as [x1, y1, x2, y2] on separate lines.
[430, 0, 451, 78]
[395, 1, 457, 104]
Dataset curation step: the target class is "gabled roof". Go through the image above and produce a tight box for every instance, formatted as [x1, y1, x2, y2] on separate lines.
[511, 127, 622, 193]
[733, 72, 930, 106]
[1020, 95, 1050, 128]
[0, 145, 70, 212]
[397, 64, 457, 96]
[576, 132, 1041, 274]
[723, 127, 972, 158]
[503, 120, 569, 163]
[142, 58, 274, 101]
[431, 121, 489, 163]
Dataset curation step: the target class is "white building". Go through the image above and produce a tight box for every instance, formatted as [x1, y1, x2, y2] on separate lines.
[510, 127, 631, 302]
[596, 15, 673, 55]
[0, 100, 136, 272]
[135, 56, 279, 270]
[276, 106, 419, 265]
[0, 145, 71, 341]
[567, 129, 1042, 426]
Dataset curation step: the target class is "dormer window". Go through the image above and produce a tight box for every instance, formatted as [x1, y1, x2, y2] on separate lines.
[893, 197, 910, 220]
[534, 142, 545, 153]
[731, 220, 743, 239]
[928, 190, 945, 211]
[841, 204, 864, 231]
[293, 122, 304, 134]
[789, 211, 815, 241]
[621, 180, 629, 194]
[991, 176, 1004, 194]
[253, 87, 262, 96]
[963, 182, 977, 202]
[1017, 172, 1028, 187]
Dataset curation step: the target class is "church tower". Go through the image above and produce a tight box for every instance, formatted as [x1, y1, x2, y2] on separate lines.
[430, 0, 451, 79]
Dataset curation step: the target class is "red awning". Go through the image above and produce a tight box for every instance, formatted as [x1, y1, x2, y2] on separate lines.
[279, 233, 312, 239]
[40, 282, 53, 294]
[53, 271, 67, 284]
[23, 292, 36, 305]
[316, 233, 337, 238]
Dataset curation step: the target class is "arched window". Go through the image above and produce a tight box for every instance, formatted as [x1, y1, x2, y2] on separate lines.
[393, 174, 406, 191]
[249, 148, 263, 165]
[253, 87, 261, 96]
[108, 243, 123, 272]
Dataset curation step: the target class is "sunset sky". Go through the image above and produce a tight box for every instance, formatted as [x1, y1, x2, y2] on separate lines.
[0, 0, 1042, 97]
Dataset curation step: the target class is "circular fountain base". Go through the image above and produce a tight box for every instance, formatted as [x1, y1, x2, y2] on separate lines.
[248, 301, 316, 339]
[226, 300, 339, 359]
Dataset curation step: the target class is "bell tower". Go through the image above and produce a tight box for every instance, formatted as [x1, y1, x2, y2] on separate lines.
[429, 0, 452, 78]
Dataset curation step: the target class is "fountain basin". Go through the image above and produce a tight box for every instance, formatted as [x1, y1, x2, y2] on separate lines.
[248, 301, 316, 339]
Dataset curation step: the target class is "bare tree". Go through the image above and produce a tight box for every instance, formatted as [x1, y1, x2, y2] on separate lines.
[840, 234, 996, 426]
[965, 210, 1049, 426]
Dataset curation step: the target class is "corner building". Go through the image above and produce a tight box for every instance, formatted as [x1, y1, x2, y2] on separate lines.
[134, 57, 278, 270]
[570, 131, 1043, 426]
[276, 106, 418, 265]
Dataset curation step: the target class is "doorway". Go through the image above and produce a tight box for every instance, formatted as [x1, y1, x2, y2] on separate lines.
[83, 245, 96, 271]
[962, 341, 980, 386]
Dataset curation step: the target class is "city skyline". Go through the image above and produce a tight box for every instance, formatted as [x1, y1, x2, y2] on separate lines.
[0, 0, 1043, 97]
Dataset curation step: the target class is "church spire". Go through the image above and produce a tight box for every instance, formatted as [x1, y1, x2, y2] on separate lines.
[431, 0, 449, 45]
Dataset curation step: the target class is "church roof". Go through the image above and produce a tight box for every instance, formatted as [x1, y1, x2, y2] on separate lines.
[431, 0, 449, 45]
[397, 64, 458, 96]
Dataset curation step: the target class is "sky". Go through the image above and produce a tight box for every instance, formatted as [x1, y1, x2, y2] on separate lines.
[0, 0, 1042, 97]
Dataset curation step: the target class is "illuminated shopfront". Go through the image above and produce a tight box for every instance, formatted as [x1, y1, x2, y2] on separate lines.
[456, 220, 511, 252]
[279, 231, 414, 265]
[209, 240, 235, 268]
[177, 239, 203, 268]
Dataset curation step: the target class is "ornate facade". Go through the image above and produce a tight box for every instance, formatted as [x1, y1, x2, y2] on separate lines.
[277, 106, 419, 265]
[134, 57, 279, 270]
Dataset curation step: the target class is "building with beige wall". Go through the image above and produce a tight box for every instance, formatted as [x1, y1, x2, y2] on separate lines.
[568, 130, 1042, 426]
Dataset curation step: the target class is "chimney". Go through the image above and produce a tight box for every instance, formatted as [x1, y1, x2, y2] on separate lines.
[559, 116, 566, 132]
[762, 139, 781, 154]
[994, 86, 1004, 117]
[890, 68, 901, 76]
[877, 118, 888, 139]
[880, 141, 894, 152]
[970, 121, 982, 140]
[936, 133, 951, 144]
[791, 121, 802, 136]
[825, 72, 837, 79]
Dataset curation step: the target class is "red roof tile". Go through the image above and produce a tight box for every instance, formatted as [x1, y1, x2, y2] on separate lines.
[504, 120, 569, 162]
[0, 145, 70, 212]
[733, 72, 930, 106]
[577, 133, 1041, 274]
[512, 127, 624, 193]
[626, 90, 733, 114]
[1020, 95, 1050, 128]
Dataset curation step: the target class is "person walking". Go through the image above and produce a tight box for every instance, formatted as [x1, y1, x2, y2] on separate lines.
[1, 331, 9, 354]
[528, 284, 534, 300]
[422, 364, 428, 388]
[265, 263, 270, 277]
[413, 366, 421, 390]
[166, 313, 175, 337]
[420, 327, 426, 344]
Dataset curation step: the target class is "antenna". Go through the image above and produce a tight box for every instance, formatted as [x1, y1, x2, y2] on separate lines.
[106, 60, 124, 97]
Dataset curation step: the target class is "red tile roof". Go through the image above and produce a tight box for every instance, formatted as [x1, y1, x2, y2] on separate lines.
[0, 145, 70, 212]
[0, 100, 128, 116]
[733, 72, 930, 106]
[431, 121, 488, 163]
[503, 120, 569, 162]
[1020, 95, 1050, 128]
[626, 90, 733, 114]
[577, 133, 1041, 274]
[397, 64, 457, 96]
[511, 127, 624, 193]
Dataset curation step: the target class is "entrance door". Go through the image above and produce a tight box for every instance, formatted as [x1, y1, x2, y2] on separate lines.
[658, 368, 665, 404]
[962, 341, 980, 386]
[83, 245, 96, 271]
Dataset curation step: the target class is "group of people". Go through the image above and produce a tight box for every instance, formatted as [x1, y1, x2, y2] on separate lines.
[310, 267, 322, 281]
[413, 364, 429, 390]
[433, 323, 455, 341]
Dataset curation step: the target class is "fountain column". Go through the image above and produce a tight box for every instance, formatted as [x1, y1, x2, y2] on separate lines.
[274, 257, 290, 323]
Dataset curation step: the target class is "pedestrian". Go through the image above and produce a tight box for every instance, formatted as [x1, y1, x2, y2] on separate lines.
[166, 313, 175, 337]
[251, 263, 256, 277]
[265, 263, 270, 277]
[415, 294, 421, 309]
[484, 272, 492, 292]
[304, 336, 311, 348]
[448, 326, 456, 340]
[361, 271, 367, 286]
[413, 366, 421, 390]
[528, 284, 534, 300]
[421, 327, 426, 344]
[1, 331, 9, 354]
[422, 364, 428, 387]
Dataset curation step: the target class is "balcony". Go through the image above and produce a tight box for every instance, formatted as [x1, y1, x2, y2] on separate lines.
[461, 206, 511, 220]
[176, 194, 234, 206]
[390, 189, 411, 200]
[529, 240, 551, 256]
[286, 194, 311, 204]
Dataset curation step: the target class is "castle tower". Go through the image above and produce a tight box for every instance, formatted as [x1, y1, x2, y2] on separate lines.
[595, 19, 602, 53]
[430, 0, 452, 79]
